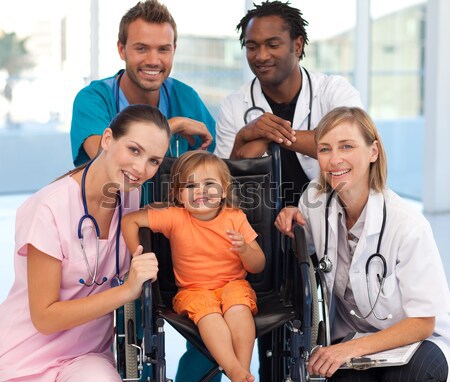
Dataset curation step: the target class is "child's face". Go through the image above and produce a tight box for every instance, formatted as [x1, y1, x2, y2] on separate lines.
[178, 164, 226, 221]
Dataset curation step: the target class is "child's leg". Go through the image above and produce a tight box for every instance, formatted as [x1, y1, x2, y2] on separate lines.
[220, 280, 258, 381]
[223, 304, 255, 370]
[197, 313, 252, 382]
[173, 286, 256, 382]
[220, 279, 258, 370]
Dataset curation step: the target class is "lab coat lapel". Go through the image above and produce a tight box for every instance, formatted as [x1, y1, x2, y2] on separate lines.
[323, 196, 340, 294]
[292, 67, 314, 131]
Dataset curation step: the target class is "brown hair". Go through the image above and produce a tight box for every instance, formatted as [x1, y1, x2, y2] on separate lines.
[314, 107, 387, 193]
[118, 0, 178, 46]
[169, 150, 238, 209]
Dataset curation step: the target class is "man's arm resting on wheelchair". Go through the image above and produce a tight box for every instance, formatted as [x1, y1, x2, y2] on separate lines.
[230, 138, 270, 159]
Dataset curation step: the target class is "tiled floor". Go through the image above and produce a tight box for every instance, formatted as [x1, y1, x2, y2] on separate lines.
[2, 194, 450, 381]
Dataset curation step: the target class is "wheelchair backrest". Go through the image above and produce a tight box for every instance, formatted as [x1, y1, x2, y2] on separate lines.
[147, 146, 282, 306]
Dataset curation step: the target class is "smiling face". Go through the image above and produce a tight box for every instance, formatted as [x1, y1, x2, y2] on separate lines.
[177, 164, 226, 221]
[317, 121, 379, 198]
[102, 120, 169, 192]
[118, 19, 175, 98]
[244, 15, 302, 90]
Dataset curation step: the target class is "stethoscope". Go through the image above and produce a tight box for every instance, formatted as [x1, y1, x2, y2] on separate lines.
[77, 160, 123, 288]
[114, 69, 180, 157]
[244, 66, 313, 129]
[321, 190, 392, 320]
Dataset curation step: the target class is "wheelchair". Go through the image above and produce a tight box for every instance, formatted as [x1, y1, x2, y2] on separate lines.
[114, 144, 330, 382]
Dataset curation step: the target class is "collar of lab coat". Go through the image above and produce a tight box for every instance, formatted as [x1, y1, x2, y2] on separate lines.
[326, 190, 385, 264]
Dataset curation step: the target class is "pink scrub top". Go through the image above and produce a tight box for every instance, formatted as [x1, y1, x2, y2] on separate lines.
[0, 176, 140, 380]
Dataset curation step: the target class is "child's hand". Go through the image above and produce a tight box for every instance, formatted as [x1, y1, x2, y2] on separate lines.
[227, 230, 247, 254]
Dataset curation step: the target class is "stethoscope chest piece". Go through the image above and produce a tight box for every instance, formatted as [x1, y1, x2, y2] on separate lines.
[319, 256, 333, 273]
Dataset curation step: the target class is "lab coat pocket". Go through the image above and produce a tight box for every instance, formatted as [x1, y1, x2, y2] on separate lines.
[371, 273, 402, 320]
[367, 272, 398, 304]
[379, 273, 397, 298]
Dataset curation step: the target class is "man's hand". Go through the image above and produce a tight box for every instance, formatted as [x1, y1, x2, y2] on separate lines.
[239, 113, 296, 146]
[230, 113, 297, 158]
[169, 116, 213, 150]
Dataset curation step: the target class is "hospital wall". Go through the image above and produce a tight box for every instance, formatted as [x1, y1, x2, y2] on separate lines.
[0, 127, 73, 194]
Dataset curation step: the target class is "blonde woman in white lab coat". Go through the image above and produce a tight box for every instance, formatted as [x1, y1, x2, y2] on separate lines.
[276, 107, 450, 381]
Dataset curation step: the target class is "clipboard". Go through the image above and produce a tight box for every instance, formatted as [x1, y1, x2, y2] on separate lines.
[339, 332, 422, 369]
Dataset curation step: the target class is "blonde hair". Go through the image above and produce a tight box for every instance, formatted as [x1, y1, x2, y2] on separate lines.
[314, 107, 387, 193]
[169, 150, 238, 209]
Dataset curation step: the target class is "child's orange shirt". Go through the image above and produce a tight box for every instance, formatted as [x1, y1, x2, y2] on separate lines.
[147, 207, 258, 290]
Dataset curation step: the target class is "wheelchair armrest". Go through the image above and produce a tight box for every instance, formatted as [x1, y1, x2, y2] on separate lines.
[138, 228, 153, 356]
[141, 280, 153, 356]
[293, 224, 310, 265]
[280, 235, 294, 307]
[293, 225, 314, 329]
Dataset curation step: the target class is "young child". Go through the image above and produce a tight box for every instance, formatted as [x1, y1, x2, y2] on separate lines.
[121, 150, 265, 382]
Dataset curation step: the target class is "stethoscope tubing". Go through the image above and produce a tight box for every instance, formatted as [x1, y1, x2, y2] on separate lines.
[78, 160, 122, 287]
[244, 66, 313, 130]
[321, 190, 390, 320]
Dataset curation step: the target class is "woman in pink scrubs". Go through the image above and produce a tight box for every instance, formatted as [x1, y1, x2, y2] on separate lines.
[0, 105, 170, 381]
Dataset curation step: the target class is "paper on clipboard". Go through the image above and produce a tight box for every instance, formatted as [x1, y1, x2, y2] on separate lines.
[340, 332, 422, 369]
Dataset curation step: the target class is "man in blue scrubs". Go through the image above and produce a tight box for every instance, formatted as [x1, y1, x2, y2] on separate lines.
[70, 0, 215, 167]
[70, 1, 218, 381]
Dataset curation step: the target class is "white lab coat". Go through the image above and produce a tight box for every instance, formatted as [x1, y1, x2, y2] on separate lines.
[299, 182, 450, 377]
[214, 67, 363, 181]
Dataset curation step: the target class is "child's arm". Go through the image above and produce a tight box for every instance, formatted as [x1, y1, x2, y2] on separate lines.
[121, 210, 151, 256]
[226, 230, 265, 273]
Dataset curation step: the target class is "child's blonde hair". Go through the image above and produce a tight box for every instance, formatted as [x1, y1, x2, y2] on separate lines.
[169, 150, 238, 208]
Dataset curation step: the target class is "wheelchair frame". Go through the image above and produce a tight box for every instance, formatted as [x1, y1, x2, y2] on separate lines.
[114, 145, 330, 382]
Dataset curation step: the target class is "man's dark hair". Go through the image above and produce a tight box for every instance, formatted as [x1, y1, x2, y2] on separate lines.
[236, 0, 309, 59]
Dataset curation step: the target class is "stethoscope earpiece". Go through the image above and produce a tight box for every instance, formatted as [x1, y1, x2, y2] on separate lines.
[79, 276, 108, 287]
[349, 309, 392, 319]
